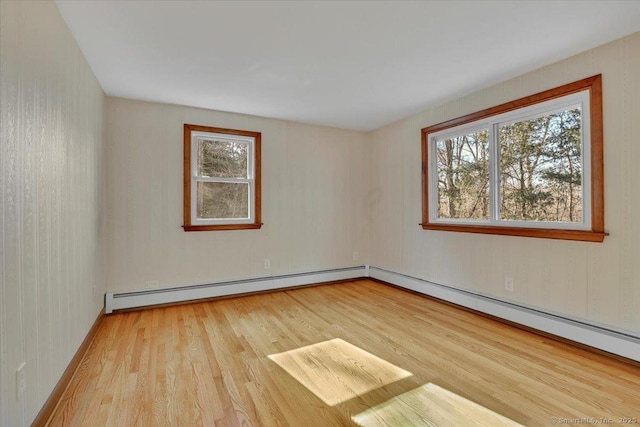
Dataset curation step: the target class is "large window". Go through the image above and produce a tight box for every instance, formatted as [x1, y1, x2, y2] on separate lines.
[421, 75, 605, 242]
[183, 124, 262, 231]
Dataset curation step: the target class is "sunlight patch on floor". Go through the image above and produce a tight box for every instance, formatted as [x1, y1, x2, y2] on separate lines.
[353, 383, 524, 427]
[268, 338, 412, 406]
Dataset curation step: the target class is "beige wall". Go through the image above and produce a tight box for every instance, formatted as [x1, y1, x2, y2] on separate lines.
[369, 32, 640, 335]
[0, 1, 106, 426]
[105, 33, 640, 336]
[105, 98, 369, 293]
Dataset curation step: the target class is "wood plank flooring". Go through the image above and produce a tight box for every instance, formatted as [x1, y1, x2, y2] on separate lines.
[47, 280, 640, 426]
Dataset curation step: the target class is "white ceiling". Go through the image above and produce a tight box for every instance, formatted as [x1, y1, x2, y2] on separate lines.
[56, 1, 640, 131]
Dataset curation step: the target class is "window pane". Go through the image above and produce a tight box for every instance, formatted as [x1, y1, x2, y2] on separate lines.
[499, 106, 582, 223]
[435, 130, 490, 220]
[197, 182, 249, 219]
[197, 139, 248, 178]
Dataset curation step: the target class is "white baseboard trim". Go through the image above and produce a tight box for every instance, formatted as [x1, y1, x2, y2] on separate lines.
[369, 266, 640, 362]
[105, 266, 367, 314]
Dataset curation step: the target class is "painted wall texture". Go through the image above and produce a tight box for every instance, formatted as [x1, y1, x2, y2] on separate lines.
[0, 2, 106, 426]
[368, 32, 640, 336]
[105, 98, 369, 293]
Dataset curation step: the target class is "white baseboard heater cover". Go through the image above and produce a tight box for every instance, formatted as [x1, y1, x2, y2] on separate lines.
[369, 266, 640, 363]
[105, 264, 639, 362]
[105, 266, 368, 314]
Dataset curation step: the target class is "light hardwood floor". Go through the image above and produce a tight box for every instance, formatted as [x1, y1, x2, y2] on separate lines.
[47, 280, 640, 426]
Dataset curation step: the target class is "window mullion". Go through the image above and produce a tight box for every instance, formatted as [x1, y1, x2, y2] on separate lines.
[194, 176, 252, 184]
[490, 123, 500, 224]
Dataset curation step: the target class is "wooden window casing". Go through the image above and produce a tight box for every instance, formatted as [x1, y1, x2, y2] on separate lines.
[183, 124, 262, 231]
[421, 75, 606, 242]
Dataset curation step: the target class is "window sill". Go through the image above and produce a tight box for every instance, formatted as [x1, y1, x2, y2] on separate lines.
[183, 223, 263, 232]
[419, 223, 607, 242]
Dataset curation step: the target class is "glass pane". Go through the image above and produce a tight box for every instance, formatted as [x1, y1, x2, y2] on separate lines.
[197, 138, 248, 178]
[435, 130, 490, 220]
[197, 182, 249, 219]
[499, 106, 582, 223]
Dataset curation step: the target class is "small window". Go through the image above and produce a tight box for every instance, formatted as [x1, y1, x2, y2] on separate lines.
[421, 75, 605, 242]
[183, 124, 262, 231]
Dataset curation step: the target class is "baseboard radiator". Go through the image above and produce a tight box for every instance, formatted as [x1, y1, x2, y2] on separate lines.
[369, 266, 640, 363]
[105, 264, 639, 362]
[105, 265, 369, 314]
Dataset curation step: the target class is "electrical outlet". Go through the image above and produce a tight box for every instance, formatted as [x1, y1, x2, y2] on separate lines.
[264, 258, 271, 269]
[16, 362, 26, 399]
[353, 252, 359, 261]
[504, 277, 514, 292]
[145, 280, 158, 289]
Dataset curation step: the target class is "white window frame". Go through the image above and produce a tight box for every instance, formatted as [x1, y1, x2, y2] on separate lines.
[428, 90, 591, 230]
[190, 130, 256, 226]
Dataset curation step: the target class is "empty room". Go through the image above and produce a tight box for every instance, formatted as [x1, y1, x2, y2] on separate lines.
[2, 1, 640, 426]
